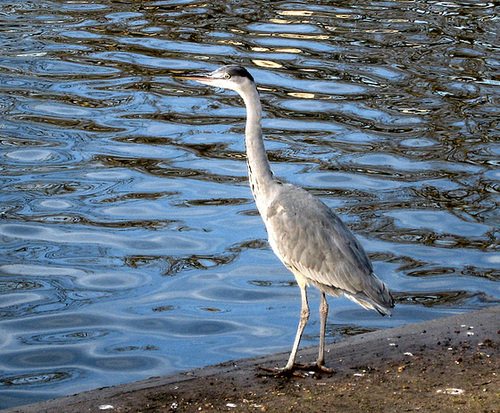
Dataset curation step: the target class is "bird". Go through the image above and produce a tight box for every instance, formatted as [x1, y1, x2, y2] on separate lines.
[176, 65, 394, 375]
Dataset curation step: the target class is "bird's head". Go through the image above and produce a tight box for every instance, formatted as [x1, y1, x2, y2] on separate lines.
[175, 65, 255, 92]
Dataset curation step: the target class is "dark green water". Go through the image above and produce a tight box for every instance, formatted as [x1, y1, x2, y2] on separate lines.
[0, 0, 498, 408]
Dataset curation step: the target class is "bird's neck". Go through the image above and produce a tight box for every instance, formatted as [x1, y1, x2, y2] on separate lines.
[240, 86, 275, 213]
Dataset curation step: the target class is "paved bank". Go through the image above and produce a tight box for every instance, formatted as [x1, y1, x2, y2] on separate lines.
[4, 306, 499, 413]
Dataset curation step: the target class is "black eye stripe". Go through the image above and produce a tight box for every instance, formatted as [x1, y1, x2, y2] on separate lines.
[222, 65, 255, 82]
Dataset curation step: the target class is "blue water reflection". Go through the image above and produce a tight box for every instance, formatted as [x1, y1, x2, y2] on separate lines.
[0, 0, 499, 409]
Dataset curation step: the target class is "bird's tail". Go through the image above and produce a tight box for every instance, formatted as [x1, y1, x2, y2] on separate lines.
[344, 275, 395, 316]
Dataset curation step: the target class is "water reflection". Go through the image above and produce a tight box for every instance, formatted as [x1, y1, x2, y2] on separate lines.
[0, 369, 80, 388]
[0, 0, 499, 409]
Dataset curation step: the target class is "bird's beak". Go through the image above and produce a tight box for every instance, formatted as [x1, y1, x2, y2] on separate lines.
[174, 69, 232, 89]
[174, 74, 210, 81]
[174, 72, 215, 84]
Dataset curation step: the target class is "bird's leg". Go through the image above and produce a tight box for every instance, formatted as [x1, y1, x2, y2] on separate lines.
[317, 291, 327, 366]
[259, 286, 310, 376]
[315, 292, 334, 373]
[284, 286, 310, 371]
[289, 292, 334, 374]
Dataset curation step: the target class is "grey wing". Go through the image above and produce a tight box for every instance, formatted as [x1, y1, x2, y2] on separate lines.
[266, 184, 393, 314]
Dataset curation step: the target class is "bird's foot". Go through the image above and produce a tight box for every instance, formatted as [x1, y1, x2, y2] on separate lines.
[258, 362, 334, 378]
[293, 362, 335, 374]
[257, 365, 306, 378]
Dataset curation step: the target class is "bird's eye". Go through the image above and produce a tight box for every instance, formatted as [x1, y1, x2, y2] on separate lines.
[224, 73, 231, 79]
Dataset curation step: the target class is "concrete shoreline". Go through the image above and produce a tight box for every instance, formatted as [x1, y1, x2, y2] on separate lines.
[4, 305, 499, 412]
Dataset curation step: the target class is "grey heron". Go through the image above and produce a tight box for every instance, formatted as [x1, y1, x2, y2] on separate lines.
[176, 65, 394, 375]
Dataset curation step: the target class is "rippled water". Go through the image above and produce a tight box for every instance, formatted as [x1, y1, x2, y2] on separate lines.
[1, 0, 499, 409]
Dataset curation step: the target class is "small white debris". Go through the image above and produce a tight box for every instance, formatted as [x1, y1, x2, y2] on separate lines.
[98, 406, 114, 410]
[467, 331, 474, 336]
[436, 388, 465, 395]
[389, 343, 397, 347]
[404, 352, 414, 357]
[353, 373, 365, 377]
[226, 403, 237, 408]
[170, 402, 178, 410]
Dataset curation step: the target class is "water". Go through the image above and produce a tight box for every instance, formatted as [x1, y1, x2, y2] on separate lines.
[0, 0, 498, 408]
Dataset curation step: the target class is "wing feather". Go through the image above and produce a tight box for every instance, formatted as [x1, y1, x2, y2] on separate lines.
[265, 184, 393, 314]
